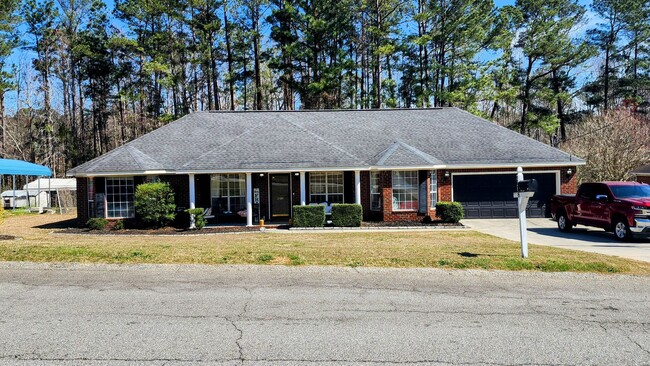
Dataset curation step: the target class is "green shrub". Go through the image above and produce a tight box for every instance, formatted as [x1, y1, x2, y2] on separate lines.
[293, 205, 325, 227]
[134, 182, 176, 228]
[113, 220, 125, 230]
[86, 217, 109, 230]
[435, 201, 464, 223]
[185, 208, 206, 230]
[331, 204, 363, 227]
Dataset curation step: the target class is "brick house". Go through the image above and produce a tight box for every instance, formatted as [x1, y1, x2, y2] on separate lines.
[67, 108, 584, 225]
[633, 165, 650, 184]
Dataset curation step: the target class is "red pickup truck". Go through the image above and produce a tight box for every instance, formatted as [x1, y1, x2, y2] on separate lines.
[550, 182, 650, 241]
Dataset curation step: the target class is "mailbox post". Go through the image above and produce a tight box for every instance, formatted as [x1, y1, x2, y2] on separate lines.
[513, 167, 536, 258]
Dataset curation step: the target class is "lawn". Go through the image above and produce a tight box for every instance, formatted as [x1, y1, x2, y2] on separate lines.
[1, 212, 650, 275]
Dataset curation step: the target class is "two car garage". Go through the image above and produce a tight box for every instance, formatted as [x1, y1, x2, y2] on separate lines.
[453, 172, 559, 219]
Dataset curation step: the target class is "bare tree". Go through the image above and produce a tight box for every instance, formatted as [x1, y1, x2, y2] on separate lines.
[563, 110, 650, 182]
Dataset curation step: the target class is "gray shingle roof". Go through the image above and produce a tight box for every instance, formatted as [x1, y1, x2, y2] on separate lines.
[68, 108, 583, 175]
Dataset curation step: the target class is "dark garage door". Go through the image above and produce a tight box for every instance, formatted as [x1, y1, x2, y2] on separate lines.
[453, 173, 557, 218]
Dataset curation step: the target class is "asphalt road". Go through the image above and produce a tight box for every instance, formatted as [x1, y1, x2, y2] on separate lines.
[464, 218, 650, 263]
[1, 262, 649, 365]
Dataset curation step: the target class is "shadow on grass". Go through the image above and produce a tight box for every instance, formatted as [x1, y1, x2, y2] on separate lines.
[457, 252, 479, 258]
[33, 218, 79, 229]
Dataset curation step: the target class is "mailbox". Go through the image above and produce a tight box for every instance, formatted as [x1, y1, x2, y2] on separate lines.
[517, 179, 538, 193]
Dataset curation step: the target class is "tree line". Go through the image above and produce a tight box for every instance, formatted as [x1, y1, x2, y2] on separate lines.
[0, 0, 648, 176]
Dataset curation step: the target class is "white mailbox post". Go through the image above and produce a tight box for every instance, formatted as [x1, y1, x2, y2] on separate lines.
[513, 166, 535, 258]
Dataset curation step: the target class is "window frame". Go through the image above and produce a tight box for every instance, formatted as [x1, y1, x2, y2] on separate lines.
[391, 170, 419, 211]
[370, 171, 381, 211]
[430, 170, 438, 209]
[211, 174, 246, 213]
[105, 176, 135, 219]
[309, 172, 344, 204]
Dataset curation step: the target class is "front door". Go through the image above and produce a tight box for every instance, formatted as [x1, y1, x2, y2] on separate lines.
[270, 174, 291, 219]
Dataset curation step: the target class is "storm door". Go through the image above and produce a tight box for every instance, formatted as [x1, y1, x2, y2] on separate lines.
[270, 174, 291, 218]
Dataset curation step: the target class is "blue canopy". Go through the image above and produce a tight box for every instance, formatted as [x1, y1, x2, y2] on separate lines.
[0, 158, 52, 176]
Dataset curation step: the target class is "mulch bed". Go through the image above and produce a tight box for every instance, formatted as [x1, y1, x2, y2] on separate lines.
[0, 235, 17, 240]
[55, 225, 286, 235]
[53, 222, 461, 235]
[362, 221, 463, 228]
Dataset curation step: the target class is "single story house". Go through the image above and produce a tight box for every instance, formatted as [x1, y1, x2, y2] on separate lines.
[632, 165, 650, 184]
[67, 108, 583, 224]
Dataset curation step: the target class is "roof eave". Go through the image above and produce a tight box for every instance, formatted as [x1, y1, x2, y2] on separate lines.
[67, 160, 584, 177]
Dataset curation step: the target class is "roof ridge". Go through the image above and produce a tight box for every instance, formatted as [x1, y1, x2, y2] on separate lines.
[206, 108, 444, 114]
[125, 145, 163, 170]
[374, 141, 441, 166]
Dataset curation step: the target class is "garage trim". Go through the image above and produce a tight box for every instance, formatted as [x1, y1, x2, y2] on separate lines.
[451, 170, 560, 203]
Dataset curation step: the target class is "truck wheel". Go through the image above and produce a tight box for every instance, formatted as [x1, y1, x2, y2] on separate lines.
[613, 219, 632, 241]
[557, 212, 573, 232]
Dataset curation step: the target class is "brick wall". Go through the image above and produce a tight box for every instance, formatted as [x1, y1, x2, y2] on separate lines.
[360, 171, 371, 220]
[637, 176, 650, 184]
[160, 174, 191, 209]
[76, 178, 88, 225]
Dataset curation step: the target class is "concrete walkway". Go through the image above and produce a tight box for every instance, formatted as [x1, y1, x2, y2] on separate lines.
[463, 218, 650, 263]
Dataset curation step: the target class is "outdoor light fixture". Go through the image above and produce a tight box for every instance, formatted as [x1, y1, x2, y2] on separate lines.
[444, 171, 450, 178]
[294, 172, 300, 176]
[259, 173, 265, 177]
[566, 168, 573, 176]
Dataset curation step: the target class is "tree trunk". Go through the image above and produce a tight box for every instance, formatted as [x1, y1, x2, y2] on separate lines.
[224, 4, 236, 110]
[0, 91, 4, 155]
[252, 4, 263, 110]
[552, 69, 567, 141]
[520, 58, 534, 135]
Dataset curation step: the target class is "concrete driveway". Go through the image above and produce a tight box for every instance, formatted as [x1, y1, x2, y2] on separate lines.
[464, 218, 650, 263]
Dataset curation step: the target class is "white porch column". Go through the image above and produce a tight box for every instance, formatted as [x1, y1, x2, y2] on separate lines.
[188, 174, 196, 229]
[299, 171, 306, 205]
[246, 172, 253, 226]
[188, 174, 196, 209]
[354, 170, 361, 205]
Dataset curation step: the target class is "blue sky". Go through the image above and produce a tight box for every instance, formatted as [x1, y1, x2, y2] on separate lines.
[4, 0, 598, 114]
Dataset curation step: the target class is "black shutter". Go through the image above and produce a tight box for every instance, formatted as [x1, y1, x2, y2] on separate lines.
[419, 170, 428, 214]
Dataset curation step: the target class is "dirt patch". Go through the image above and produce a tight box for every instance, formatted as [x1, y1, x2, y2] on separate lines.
[0, 235, 16, 240]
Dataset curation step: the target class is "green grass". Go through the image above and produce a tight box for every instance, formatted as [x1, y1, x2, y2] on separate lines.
[1, 214, 650, 275]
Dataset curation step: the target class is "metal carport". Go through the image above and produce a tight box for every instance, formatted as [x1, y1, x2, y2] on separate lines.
[0, 159, 53, 210]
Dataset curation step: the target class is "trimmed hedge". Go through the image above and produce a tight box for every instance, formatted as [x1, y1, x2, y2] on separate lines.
[293, 205, 325, 227]
[435, 201, 464, 223]
[86, 217, 109, 230]
[331, 204, 362, 227]
[134, 182, 176, 228]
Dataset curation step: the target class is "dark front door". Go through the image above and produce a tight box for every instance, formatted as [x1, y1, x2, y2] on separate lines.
[270, 174, 291, 219]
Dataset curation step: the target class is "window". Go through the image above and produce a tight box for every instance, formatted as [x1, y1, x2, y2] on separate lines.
[211, 174, 245, 213]
[430, 170, 438, 209]
[310, 172, 344, 204]
[370, 172, 381, 211]
[392, 171, 418, 211]
[106, 177, 134, 218]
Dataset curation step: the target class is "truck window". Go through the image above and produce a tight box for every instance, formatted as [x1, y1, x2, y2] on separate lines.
[593, 184, 610, 198]
[578, 184, 595, 200]
[610, 185, 650, 198]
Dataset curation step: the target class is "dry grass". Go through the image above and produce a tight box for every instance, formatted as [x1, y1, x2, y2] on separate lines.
[2, 213, 650, 274]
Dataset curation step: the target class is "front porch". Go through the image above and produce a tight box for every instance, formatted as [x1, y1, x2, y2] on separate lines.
[187, 171, 366, 226]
